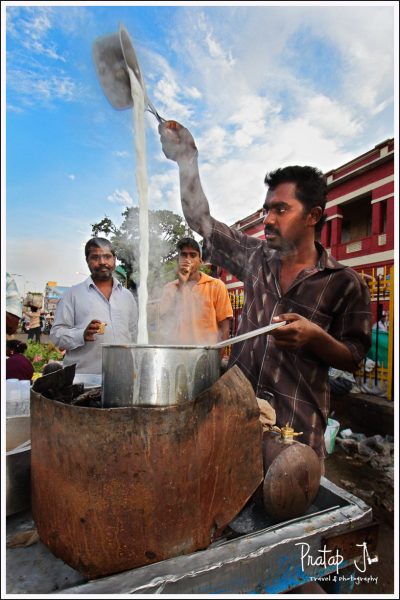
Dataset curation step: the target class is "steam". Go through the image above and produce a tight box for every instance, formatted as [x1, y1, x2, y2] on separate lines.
[157, 275, 223, 346]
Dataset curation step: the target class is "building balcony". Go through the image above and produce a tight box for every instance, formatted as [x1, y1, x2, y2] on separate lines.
[330, 233, 390, 262]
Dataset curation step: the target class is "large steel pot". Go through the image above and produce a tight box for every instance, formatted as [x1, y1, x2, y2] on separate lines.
[102, 344, 220, 407]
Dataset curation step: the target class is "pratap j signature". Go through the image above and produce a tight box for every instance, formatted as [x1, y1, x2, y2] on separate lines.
[296, 541, 378, 575]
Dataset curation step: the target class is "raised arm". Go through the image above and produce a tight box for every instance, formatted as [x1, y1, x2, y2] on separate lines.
[158, 121, 213, 237]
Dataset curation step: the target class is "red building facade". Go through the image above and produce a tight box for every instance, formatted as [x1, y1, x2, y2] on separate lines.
[218, 139, 394, 309]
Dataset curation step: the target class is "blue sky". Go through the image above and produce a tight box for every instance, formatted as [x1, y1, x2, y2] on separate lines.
[2, 2, 397, 295]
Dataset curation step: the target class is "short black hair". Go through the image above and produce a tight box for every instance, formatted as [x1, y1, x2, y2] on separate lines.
[42, 362, 63, 376]
[264, 166, 327, 233]
[176, 237, 202, 257]
[85, 237, 115, 259]
[7, 340, 27, 354]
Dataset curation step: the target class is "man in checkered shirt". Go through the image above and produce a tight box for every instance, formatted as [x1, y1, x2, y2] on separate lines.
[158, 121, 371, 461]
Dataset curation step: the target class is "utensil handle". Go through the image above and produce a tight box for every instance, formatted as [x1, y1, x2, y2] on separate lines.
[213, 320, 287, 349]
[146, 99, 165, 124]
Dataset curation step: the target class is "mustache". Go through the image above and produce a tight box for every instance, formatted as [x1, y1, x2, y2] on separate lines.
[264, 225, 280, 236]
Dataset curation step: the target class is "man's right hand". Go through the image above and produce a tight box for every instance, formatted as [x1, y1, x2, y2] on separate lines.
[84, 320, 103, 342]
[177, 265, 191, 285]
[158, 121, 198, 164]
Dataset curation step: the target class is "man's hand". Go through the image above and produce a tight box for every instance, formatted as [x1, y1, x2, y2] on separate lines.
[177, 269, 191, 285]
[270, 313, 319, 350]
[84, 320, 104, 342]
[158, 121, 198, 164]
[256, 397, 276, 431]
[177, 258, 193, 285]
[271, 313, 359, 371]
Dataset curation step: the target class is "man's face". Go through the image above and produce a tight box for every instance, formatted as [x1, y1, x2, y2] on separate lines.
[86, 246, 116, 281]
[263, 182, 313, 252]
[178, 245, 202, 274]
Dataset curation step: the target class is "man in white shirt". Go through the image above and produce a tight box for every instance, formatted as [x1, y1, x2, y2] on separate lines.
[50, 238, 138, 374]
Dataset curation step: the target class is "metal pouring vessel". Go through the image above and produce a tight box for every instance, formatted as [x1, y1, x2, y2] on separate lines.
[102, 321, 286, 408]
[92, 23, 165, 122]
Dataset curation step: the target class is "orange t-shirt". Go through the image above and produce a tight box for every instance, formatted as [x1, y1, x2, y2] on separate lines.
[159, 272, 233, 345]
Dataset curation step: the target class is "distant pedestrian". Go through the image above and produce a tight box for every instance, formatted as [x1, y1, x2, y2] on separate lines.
[373, 311, 388, 332]
[24, 306, 41, 343]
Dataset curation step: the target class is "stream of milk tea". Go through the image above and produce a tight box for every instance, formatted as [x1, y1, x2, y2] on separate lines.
[127, 66, 149, 344]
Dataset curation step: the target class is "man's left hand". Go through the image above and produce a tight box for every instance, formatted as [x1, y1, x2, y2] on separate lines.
[270, 313, 319, 350]
[256, 397, 276, 431]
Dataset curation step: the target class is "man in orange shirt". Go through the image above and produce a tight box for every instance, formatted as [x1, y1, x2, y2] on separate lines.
[159, 238, 233, 347]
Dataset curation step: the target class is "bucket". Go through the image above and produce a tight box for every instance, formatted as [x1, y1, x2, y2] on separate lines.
[324, 418, 340, 454]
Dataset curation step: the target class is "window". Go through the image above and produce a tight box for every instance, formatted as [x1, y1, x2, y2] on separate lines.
[379, 200, 387, 234]
[341, 193, 372, 244]
[325, 220, 332, 247]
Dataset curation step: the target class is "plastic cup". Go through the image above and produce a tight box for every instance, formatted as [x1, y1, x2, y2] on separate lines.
[324, 418, 340, 454]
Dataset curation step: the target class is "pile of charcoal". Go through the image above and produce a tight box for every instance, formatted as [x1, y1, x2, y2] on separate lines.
[32, 364, 102, 408]
[336, 429, 394, 470]
[336, 429, 394, 514]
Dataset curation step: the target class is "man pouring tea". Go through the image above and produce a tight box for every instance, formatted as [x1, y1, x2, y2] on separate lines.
[158, 120, 371, 463]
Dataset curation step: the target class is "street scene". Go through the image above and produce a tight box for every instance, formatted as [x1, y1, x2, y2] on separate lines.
[4, 3, 397, 598]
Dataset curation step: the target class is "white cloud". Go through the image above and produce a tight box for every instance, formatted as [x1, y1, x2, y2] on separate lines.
[196, 126, 229, 162]
[148, 170, 180, 214]
[68, 174, 75, 180]
[152, 78, 194, 122]
[169, 5, 394, 140]
[113, 151, 130, 158]
[107, 189, 134, 207]
[7, 68, 81, 104]
[6, 6, 90, 107]
[306, 7, 394, 113]
[7, 7, 65, 61]
[302, 95, 362, 139]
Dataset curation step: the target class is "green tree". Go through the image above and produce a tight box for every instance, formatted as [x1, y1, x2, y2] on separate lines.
[91, 208, 194, 297]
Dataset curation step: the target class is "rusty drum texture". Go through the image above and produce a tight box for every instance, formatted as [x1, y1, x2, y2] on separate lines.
[259, 428, 322, 522]
[102, 345, 221, 407]
[31, 365, 263, 579]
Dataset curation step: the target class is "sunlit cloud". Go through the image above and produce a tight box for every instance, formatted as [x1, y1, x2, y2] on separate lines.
[107, 189, 134, 207]
[113, 151, 130, 158]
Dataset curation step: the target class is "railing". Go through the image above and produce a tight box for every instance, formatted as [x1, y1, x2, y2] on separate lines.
[228, 289, 244, 338]
[354, 363, 390, 397]
[361, 265, 391, 299]
[358, 266, 394, 400]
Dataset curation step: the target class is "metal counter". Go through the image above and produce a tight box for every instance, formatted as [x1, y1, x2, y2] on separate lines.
[6, 478, 376, 595]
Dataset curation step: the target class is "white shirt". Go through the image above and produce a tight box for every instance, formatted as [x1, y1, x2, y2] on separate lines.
[50, 277, 138, 374]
